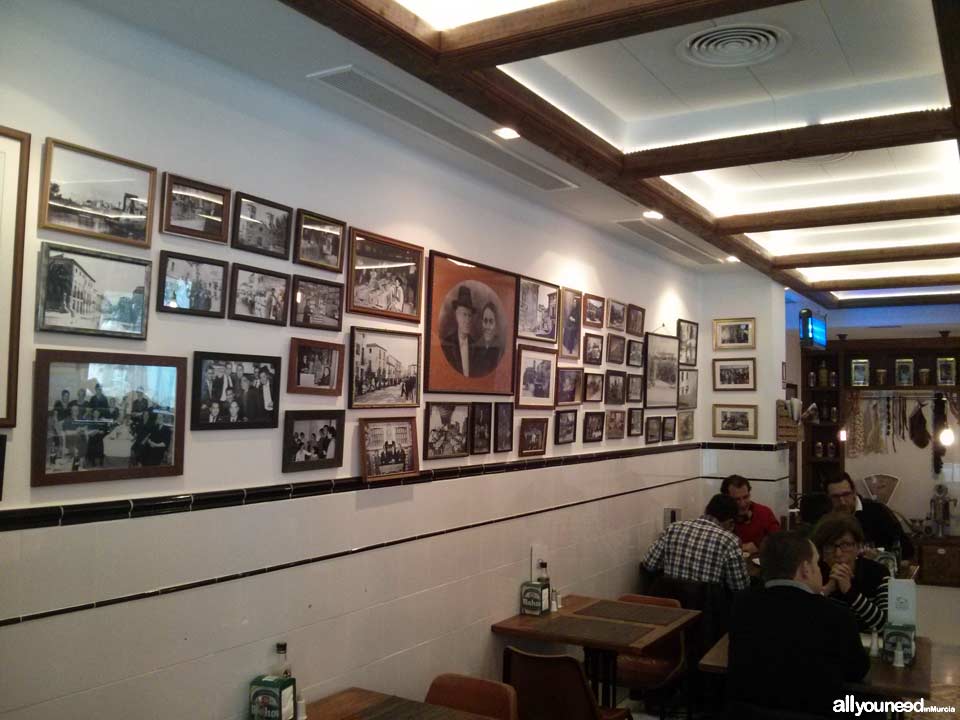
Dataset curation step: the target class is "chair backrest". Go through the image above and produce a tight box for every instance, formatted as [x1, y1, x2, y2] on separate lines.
[425, 673, 518, 720]
[503, 647, 601, 720]
[648, 575, 731, 657]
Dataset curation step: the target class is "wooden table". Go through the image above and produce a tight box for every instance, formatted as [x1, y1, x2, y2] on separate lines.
[698, 634, 933, 700]
[492, 594, 701, 708]
[308, 687, 495, 719]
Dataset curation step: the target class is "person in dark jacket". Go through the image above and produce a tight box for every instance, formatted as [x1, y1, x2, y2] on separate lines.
[825, 473, 913, 559]
[728, 530, 869, 717]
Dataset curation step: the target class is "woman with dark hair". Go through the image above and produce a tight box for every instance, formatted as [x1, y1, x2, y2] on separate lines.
[811, 512, 889, 632]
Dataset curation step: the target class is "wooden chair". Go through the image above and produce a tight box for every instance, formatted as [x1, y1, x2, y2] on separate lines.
[425, 673, 519, 720]
[503, 646, 631, 720]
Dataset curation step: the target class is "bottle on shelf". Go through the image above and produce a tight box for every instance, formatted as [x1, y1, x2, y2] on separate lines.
[827, 442, 836, 458]
[814, 441, 824, 458]
[830, 406, 838, 423]
[808, 371, 817, 388]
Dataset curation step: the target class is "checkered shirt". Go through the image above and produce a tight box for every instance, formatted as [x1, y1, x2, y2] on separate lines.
[642, 516, 749, 591]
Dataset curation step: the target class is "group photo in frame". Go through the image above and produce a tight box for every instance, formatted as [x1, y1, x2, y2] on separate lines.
[644, 332, 679, 408]
[471, 402, 492, 455]
[231, 192, 292, 260]
[555, 409, 577, 445]
[160, 173, 230, 245]
[293, 209, 345, 273]
[607, 299, 626, 331]
[282, 409, 344, 473]
[157, 250, 227, 319]
[350, 326, 421, 409]
[494, 401, 514, 453]
[713, 403, 758, 439]
[359, 416, 419, 482]
[425, 251, 517, 394]
[347, 228, 423, 323]
[288, 337, 344, 396]
[229, 264, 290, 326]
[36, 241, 151, 340]
[583, 293, 605, 328]
[713, 358, 756, 391]
[32, 349, 186, 486]
[290, 275, 343, 331]
[40, 138, 156, 248]
[423, 402, 471, 461]
[515, 344, 557, 409]
[678, 368, 698, 409]
[517, 275, 559, 343]
[518, 417, 548, 457]
[583, 411, 605, 442]
[677, 319, 699, 366]
[713, 317, 756, 350]
[192, 351, 281, 430]
[556, 366, 583, 406]
[559, 288, 583, 360]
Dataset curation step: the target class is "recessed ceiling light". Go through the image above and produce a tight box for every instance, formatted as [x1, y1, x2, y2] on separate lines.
[726, 256, 741, 263]
[642, 210, 664, 220]
[493, 127, 520, 140]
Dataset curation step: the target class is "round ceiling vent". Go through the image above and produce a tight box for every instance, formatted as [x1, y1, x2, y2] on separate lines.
[677, 24, 792, 68]
[787, 152, 855, 165]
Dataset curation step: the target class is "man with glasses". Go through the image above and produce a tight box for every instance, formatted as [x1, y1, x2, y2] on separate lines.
[722, 475, 780, 554]
[824, 473, 913, 559]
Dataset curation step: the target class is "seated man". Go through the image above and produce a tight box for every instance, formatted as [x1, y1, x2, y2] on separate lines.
[722, 474, 780, 554]
[728, 531, 869, 717]
[641, 494, 749, 592]
[825, 473, 913, 559]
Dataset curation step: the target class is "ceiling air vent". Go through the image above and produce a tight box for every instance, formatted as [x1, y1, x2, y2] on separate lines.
[678, 24, 791, 68]
[308, 66, 578, 192]
[618, 220, 722, 265]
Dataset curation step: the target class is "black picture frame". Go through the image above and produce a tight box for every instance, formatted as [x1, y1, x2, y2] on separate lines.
[606, 409, 626, 440]
[605, 370, 626, 405]
[628, 408, 645, 437]
[231, 192, 292, 260]
[662, 416, 677, 442]
[626, 339, 644, 369]
[293, 209, 346, 273]
[583, 293, 605, 328]
[643, 332, 679, 409]
[677, 319, 699, 367]
[191, 351, 281, 430]
[584, 372, 604, 403]
[559, 288, 583, 360]
[282, 409, 345, 473]
[494, 401, 514, 453]
[583, 333, 604, 365]
[517, 275, 559, 343]
[626, 304, 645, 338]
[349, 326, 421, 409]
[607, 334, 626, 365]
[582, 411, 605, 443]
[518, 417, 548, 457]
[554, 408, 578, 445]
[228, 264, 290, 327]
[626, 373, 644, 403]
[556, 366, 583, 406]
[423, 401, 471, 460]
[290, 275, 344, 331]
[471, 402, 492, 455]
[678, 368, 698, 409]
[645, 415, 662, 444]
[156, 250, 228, 319]
[607, 299, 626, 332]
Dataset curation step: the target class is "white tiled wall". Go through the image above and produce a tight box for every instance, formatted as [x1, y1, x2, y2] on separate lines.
[701, 448, 791, 518]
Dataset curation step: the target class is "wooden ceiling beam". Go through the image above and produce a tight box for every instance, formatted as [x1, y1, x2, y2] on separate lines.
[837, 294, 960, 309]
[773, 243, 960, 270]
[810, 275, 960, 292]
[933, 0, 960, 129]
[716, 194, 960, 235]
[622, 110, 958, 177]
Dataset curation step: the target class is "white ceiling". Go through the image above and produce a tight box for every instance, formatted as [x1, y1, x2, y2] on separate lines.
[798, 257, 960, 283]
[750, 216, 960, 256]
[832, 286, 960, 300]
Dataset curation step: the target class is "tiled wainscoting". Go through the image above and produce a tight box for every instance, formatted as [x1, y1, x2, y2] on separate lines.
[0, 446, 789, 719]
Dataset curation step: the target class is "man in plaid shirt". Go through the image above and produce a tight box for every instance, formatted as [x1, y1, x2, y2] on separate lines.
[642, 494, 749, 591]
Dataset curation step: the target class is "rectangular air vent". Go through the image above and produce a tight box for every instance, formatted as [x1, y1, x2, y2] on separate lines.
[617, 220, 721, 265]
[309, 67, 578, 192]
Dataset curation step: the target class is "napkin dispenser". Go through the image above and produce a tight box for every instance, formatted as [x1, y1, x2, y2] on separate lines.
[881, 579, 917, 666]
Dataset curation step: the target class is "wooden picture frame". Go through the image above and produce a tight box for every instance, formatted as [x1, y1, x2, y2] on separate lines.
[287, 337, 344, 396]
[347, 228, 423, 323]
[644, 332, 679, 409]
[583, 293, 605, 328]
[584, 372, 605, 403]
[494, 401, 514, 453]
[228, 264, 290, 326]
[626, 304, 645, 338]
[282, 409, 345, 473]
[582, 411, 605, 442]
[559, 288, 583, 360]
[850, 359, 870, 387]
[937, 357, 957, 386]
[713, 317, 756, 351]
[556, 366, 583, 406]
[515, 344, 557, 409]
[554, 409, 578, 445]
[160, 173, 230, 244]
[605, 409, 626, 440]
[192, 351, 281, 430]
[678, 410, 694, 441]
[713, 403, 758, 439]
[678, 368, 698, 409]
[895, 358, 915, 387]
[607, 299, 626, 331]
[230, 192, 292, 260]
[628, 408, 645, 437]
[349, 326, 421, 409]
[359, 416, 419, 482]
[423, 401, 471, 460]
[32, 349, 186, 486]
[471, 402, 493, 455]
[626, 339, 644, 369]
[156, 250, 228, 319]
[626, 373, 644, 403]
[517, 275, 559, 343]
[605, 370, 626, 405]
[518, 417, 549, 457]
[293, 209, 346, 273]
[713, 358, 757, 391]
[39, 138, 156, 248]
[290, 275, 344, 331]
[677, 319, 699, 367]
[583, 333, 604, 365]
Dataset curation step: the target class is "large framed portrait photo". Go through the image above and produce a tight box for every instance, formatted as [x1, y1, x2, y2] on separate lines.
[160, 173, 230, 245]
[293, 209, 345, 273]
[426, 251, 517, 395]
[517, 276, 559, 343]
[348, 228, 423, 323]
[157, 250, 227, 319]
[282, 409, 344, 473]
[192, 352, 281, 430]
[350, 327, 421, 409]
[32, 349, 186, 486]
[644, 333, 679, 408]
[229, 265, 290, 326]
[231, 192, 292, 260]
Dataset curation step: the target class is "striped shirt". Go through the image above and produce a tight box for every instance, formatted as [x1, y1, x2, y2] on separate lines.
[642, 516, 749, 591]
[823, 556, 890, 632]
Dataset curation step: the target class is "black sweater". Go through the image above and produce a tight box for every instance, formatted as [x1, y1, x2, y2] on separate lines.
[856, 496, 914, 559]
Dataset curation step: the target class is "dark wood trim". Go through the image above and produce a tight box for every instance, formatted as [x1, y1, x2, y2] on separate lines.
[824, 336, 960, 352]
[622, 110, 958, 177]
[810, 274, 960, 292]
[933, 0, 960, 129]
[717, 195, 960, 234]
[774, 242, 960, 270]
[836, 294, 960, 309]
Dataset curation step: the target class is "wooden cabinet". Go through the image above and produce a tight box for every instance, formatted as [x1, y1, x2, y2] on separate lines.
[918, 536, 960, 587]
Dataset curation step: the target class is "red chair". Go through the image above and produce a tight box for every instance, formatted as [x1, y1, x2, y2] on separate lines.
[425, 673, 519, 720]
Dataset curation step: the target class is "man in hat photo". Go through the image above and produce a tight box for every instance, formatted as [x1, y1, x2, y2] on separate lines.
[441, 285, 481, 377]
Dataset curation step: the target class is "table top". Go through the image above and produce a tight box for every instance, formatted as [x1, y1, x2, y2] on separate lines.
[307, 687, 495, 720]
[491, 594, 700, 656]
[698, 634, 932, 700]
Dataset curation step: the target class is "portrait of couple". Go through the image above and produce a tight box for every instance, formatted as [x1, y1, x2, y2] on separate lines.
[440, 285, 502, 379]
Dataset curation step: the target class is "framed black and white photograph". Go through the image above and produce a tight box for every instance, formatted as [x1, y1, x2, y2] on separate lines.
[157, 250, 227, 319]
[677, 319, 698, 366]
[713, 403, 758, 439]
[937, 357, 957, 386]
[678, 368, 698, 410]
[359, 416, 419, 482]
[627, 339, 644, 369]
[713, 317, 756, 351]
[37, 242, 151, 340]
[850, 359, 869, 387]
[282, 409, 344, 473]
[678, 411, 694, 441]
[231, 192, 292, 260]
[607, 334, 626, 365]
[228, 264, 290, 326]
[494, 401, 514, 453]
[626, 373, 644, 403]
[350, 327, 421, 409]
[895, 358, 914, 387]
[606, 410, 625, 440]
[583, 293, 605, 328]
[40, 139, 156, 248]
[628, 408, 645, 437]
[288, 337, 344, 396]
[32, 349, 185, 486]
[160, 173, 229, 245]
[626, 304, 645, 338]
[290, 275, 343, 331]
[583, 411, 605, 443]
[519, 417, 548, 457]
[662, 416, 677, 442]
[713, 358, 756, 391]
[556, 366, 583, 406]
[424, 402, 471, 460]
[605, 370, 626, 405]
[471, 402, 492, 455]
[584, 372, 604, 402]
[644, 332, 679, 409]
[293, 209, 345, 273]
[607, 299, 626, 332]
[645, 415, 662, 444]
[559, 288, 583, 360]
[515, 344, 557, 409]
[554, 409, 577, 445]
[192, 352, 281, 430]
[517, 275, 558, 343]
[348, 228, 423, 323]
[584, 333, 604, 365]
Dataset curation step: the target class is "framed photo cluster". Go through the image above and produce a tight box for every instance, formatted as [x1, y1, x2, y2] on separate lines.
[423, 401, 496, 459]
[708, 317, 756, 440]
